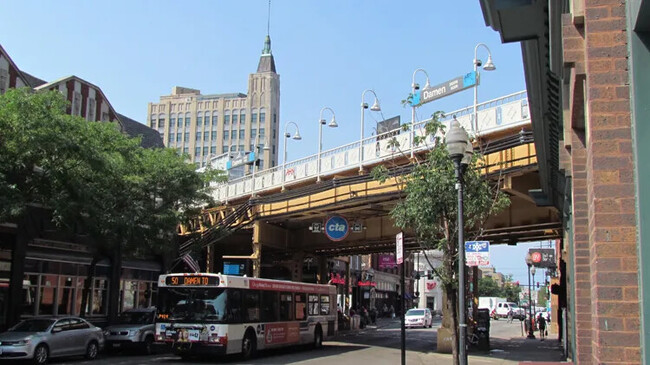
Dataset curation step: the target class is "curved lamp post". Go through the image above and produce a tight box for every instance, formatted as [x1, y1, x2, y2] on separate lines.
[472, 43, 496, 133]
[446, 117, 472, 365]
[411, 68, 430, 160]
[317, 107, 338, 182]
[281, 122, 302, 191]
[359, 89, 381, 173]
[525, 252, 536, 339]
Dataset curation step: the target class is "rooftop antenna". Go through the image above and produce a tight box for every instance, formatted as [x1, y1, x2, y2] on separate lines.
[267, 0, 271, 36]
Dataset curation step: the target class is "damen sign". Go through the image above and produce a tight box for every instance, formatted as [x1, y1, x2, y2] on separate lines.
[324, 216, 349, 241]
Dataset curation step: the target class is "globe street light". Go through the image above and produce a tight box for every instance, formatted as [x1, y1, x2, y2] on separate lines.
[360, 89, 381, 173]
[250, 130, 270, 197]
[525, 252, 536, 339]
[445, 117, 471, 365]
[317, 107, 338, 182]
[281, 122, 302, 192]
[411, 68, 430, 160]
[473, 43, 496, 133]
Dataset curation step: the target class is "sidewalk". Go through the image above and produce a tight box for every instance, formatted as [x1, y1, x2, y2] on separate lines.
[335, 317, 571, 365]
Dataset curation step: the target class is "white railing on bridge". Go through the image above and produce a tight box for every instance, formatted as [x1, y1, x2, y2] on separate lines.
[212, 91, 530, 202]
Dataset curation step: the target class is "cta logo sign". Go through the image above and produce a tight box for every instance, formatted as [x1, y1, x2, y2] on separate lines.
[324, 216, 349, 241]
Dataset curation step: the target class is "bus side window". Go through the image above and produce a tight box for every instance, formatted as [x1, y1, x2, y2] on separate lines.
[308, 294, 319, 316]
[243, 290, 260, 322]
[227, 289, 242, 323]
[260, 291, 278, 323]
[295, 293, 306, 321]
[280, 293, 292, 321]
[320, 295, 330, 315]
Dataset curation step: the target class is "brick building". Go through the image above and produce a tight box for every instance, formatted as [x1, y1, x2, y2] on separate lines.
[479, 0, 648, 363]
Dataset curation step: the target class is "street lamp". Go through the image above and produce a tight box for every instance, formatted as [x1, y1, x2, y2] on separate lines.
[317, 107, 338, 182]
[360, 89, 381, 173]
[411, 68, 430, 160]
[445, 117, 471, 365]
[281, 122, 302, 192]
[525, 252, 536, 339]
[531, 265, 537, 311]
[250, 131, 270, 197]
[472, 43, 496, 133]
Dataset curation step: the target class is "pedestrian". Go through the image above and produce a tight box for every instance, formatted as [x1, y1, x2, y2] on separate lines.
[389, 304, 395, 319]
[536, 313, 547, 341]
[382, 303, 388, 318]
[507, 308, 513, 323]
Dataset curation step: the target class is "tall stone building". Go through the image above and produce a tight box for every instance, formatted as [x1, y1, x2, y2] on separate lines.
[147, 35, 280, 170]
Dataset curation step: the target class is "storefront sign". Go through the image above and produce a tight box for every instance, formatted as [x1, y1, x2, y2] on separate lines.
[325, 216, 349, 241]
[425, 280, 437, 291]
[358, 281, 377, 287]
[378, 255, 397, 269]
[329, 273, 346, 285]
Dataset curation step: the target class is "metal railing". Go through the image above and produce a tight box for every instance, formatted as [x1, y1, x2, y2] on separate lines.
[212, 91, 530, 202]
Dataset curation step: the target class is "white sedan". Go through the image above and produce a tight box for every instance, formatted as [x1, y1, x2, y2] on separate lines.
[405, 308, 433, 328]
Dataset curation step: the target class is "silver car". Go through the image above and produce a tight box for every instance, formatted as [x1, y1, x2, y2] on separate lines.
[0, 317, 104, 364]
[103, 308, 156, 355]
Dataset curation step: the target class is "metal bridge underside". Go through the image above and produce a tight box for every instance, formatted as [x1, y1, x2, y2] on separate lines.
[182, 126, 561, 265]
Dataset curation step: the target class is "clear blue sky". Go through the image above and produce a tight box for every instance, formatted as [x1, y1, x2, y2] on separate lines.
[1, 1, 539, 280]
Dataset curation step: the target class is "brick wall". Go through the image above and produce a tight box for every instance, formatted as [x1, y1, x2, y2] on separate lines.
[583, 0, 640, 363]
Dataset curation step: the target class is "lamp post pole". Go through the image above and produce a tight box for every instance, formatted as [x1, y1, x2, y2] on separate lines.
[411, 69, 430, 160]
[317, 107, 337, 182]
[281, 122, 301, 192]
[360, 89, 381, 174]
[446, 118, 472, 365]
[472, 43, 496, 133]
[525, 252, 536, 339]
[250, 128, 268, 197]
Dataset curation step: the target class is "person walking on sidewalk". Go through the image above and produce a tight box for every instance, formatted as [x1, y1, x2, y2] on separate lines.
[507, 308, 514, 323]
[536, 313, 547, 341]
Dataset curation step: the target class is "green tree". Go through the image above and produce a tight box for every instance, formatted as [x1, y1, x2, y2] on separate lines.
[0, 89, 221, 322]
[478, 277, 503, 297]
[537, 287, 548, 307]
[372, 114, 509, 364]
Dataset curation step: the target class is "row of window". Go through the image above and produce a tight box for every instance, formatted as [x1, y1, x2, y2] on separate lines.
[151, 110, 266, 130]
[166, 129, 267, 144]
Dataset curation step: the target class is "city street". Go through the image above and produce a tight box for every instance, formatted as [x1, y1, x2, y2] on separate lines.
[46, 318, 565, 365]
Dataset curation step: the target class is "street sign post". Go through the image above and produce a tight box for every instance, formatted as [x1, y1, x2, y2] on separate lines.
[410, 71, 479, 107]
[465, 241, 490, 266]
[396, 232, 403, 265]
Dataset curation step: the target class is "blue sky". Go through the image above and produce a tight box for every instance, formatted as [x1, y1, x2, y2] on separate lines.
[1, 1, 538, 280]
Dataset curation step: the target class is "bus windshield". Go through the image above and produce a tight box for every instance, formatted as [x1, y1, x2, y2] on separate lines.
[160, 288, 229, 323]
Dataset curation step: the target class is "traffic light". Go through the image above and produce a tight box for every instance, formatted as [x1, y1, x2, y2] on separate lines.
[536, 282, 539, 289]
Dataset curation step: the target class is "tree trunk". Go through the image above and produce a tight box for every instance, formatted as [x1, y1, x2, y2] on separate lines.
[79, 256, 100, 318]
[108, 245, 122, 324]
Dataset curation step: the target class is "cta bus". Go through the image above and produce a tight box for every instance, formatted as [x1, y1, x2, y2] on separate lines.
[155, 273, 337, 359]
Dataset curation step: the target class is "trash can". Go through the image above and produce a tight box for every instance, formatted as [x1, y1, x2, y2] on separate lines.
[477, 308, 490, 350]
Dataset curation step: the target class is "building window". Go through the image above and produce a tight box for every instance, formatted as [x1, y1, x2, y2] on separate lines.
[204, 133, 209, 142]
[176, 134, 181, 142]
[211, 131, 217, 140]
[239, 130, 245, 139]
[240, 109, 246, 125]
[158, 116, 165, 128]
[224, 110, 231, 124]
[259, 107, 266, 125]
[259, 160, 264, 170]
[239, 144, 244, 151]
[184, 132, 189, 142]
[251, 109, 258, 125]
[230, 145, 237, 152]
[0, 68, 8, 94]
[204, 112, 210, 126]
[87, 98, 96, 121]
[212, 112, 218, 126]
[168, 133, 174, 143]
[223, 130, 229, 140]
[196, 132, 202, 141]
[170, 114, 176, 128]
[259, 128, 265, 139]
[185, 112, 191, 127]
[197, 114, 202, 125]
[183, 147, 189, 154]
[222, 146, 229, 153]
[203, 147, 208, 155]
[210, 146, 216, 154]
[250, 129, 257, 141]
[232, 113, 238, 125]
[73, 92, 82, 116]
[195, 147, 201, 157]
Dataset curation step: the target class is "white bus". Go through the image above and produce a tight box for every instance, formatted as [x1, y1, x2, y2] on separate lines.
[155, 273, 337, 359]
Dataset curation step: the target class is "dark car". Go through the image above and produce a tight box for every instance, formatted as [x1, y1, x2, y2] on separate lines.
[0, 317, 104, 364]
[103, 308, 156, 354]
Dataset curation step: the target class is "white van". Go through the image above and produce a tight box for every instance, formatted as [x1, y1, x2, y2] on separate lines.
[494, 302, 525, 320]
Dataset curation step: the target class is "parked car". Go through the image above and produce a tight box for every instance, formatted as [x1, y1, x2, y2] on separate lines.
[0, 317, 104, 364]
[494, 302, 525, 320]
[405, 308, 433, 328]
[103, 307, 156, 354]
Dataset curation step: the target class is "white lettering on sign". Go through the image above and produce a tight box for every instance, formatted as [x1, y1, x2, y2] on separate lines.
[423, 86, 447, 100]
[328, 223, 347, 232]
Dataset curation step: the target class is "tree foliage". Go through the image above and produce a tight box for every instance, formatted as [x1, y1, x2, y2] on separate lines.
[0, 89, 222, 319]
[478, 275, 523, 303]
[372, 114, 509, 363]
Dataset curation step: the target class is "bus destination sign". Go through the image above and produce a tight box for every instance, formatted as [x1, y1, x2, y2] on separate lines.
[165, 275, 219, 286]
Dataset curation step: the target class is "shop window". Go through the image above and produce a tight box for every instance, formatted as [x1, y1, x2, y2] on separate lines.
[92, 278, 108, 315]
[38, 281, 56, 316]
[58, 276, 75, 315]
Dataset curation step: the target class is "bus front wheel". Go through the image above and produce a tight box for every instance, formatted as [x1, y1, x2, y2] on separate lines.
[242, 331, 257, 360]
